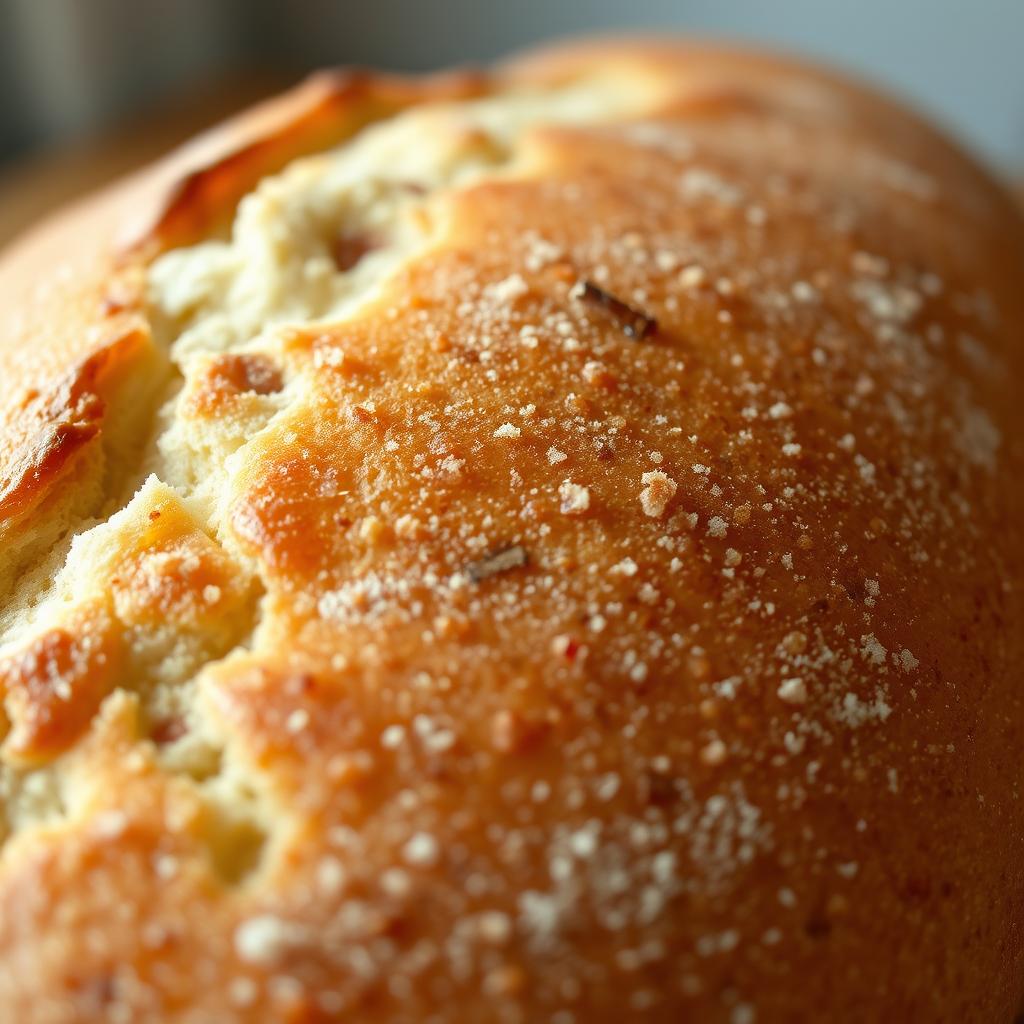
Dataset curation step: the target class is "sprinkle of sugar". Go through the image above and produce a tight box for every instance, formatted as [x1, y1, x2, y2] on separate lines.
[777, 677, 808, 705]
[485, 273, 529, 303]
[836, 690, 893, 728]
[285, 708, 310, 733]
[639, 471, 678, 518]
[493, 423, 521, 439]
[381, 724, 405, 749]
[899, 649, 919, 672]
[859, 633, 888, 666]
[547, 446, 568, 465]
[234, 915, 304, 965]
[654, 250, 679, 272]
[707, 516, 728, 539]
[380, 868, 411, 898]
[477, 910, 513, 944]
[679, 167, 743, 204]
[313, 345, 345, 369]
[679, 264, 706, 288]
[229, 978, 257, 1007]
[559, 480, 591, 515]
[93, 811, 128, 839]
[438, 455, 464, 476]
[700, 739, 728, 766]
[523, 235, 563, 271]
[154, 854, 178, 880]
[402, 832, 440, 867]
[791, 280, 818, 303]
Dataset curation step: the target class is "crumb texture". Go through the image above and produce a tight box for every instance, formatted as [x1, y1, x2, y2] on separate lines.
[0, 39, 1022, 1024]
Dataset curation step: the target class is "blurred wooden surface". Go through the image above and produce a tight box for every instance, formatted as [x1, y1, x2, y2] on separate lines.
[0, 73, 289, 251]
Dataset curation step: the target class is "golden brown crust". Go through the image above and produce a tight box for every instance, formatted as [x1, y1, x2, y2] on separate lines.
[0, 37, 1022, 1023]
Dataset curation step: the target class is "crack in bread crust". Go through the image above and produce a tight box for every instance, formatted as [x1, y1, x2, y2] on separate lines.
[0, 75, 498, 866]
[0, 74, 662, 857]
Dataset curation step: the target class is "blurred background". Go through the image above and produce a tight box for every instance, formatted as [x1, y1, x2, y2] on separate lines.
[1, 0, 1022, 247]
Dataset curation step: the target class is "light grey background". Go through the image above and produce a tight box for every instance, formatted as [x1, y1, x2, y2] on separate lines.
[2, 0, 1022, 171]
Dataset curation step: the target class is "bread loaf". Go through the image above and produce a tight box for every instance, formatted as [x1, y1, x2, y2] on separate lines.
[0, 38, 1022, 1022]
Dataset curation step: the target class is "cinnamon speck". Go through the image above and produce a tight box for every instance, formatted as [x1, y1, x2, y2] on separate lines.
[464, 545, 528, 583]
[571, 279, 658, 340]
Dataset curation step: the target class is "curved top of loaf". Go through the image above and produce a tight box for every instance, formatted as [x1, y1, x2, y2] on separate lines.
[0, 36, 1021, 1023]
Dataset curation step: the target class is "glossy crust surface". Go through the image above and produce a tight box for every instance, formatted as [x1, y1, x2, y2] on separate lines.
[0, 38, 1022, 1023]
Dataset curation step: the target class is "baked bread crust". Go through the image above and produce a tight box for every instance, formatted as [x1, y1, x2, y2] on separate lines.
[0, 38, 1022, 1022]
